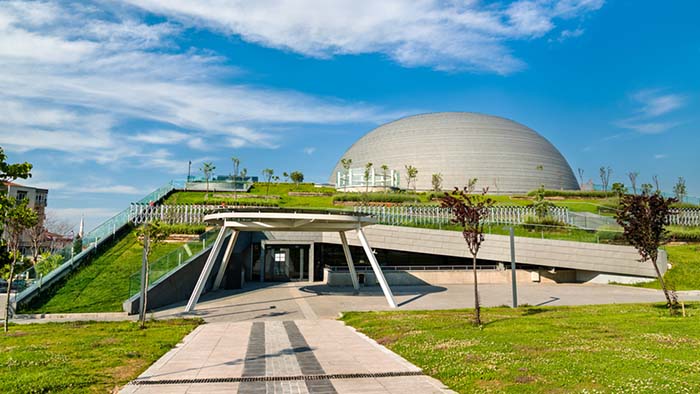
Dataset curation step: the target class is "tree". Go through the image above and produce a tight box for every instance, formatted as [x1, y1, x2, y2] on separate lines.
[627, 171, 639, 194]
[262, 168, 274, 196]
[533, 185, 554, 219]
[611, 182, 628, 197]
[136, 220, 167, 328]
[27, 218, 47, 262]
[599, 166, 612, 193]
[404, 165, 418, 193]
[431, 173, 443, 192]
[577, 168, 585, 188]
[34, 252, 63, 277]
[231, 157, 240, 201]
[290, 171, 304, 188]
[380, 164, 389, 192]
[200, 162, 215, 200]
[363, 162, 373, 193]
[440, 179, 495, 326]
[340, 158, 352, 187]
[616, 193, 677, 310]
[673, 177, 687, 203]
[3, 197, 38, 332]
[240, 168, 248, 188]
[652, 175, 660, 193]
[283, 172, 289, 182]
[641, 183, 654, 195]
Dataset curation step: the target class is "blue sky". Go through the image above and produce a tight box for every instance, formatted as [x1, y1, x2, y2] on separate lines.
[0, 0, 698, 231]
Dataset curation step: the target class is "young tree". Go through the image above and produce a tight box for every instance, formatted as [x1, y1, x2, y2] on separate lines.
[611, 182, 628, 197]
[283, 172, 289, 182]
[533, 185, 554, 220]
[673, 177, 687, 203]
[641, 183, 654, 195]
[627, 171, 639, 194]
[27, 218, 47, 262]
[380, 164, 389, 192]
[340, 158, 352, 187]
[3, 198, 38, 332]
[240, 168, 248, 188]
[200, 162, 215, 200]
[652, 175, 661, 193]
[616, 193, 677, 309]
[262, 168, 274, 196]
[404, 165, 418, 193]
[231, 157, 240, 201]
[363, 162, 373, 193]
[136, 220, 167, 328]
[599, 166, 612, 193]
[431, 173, 443, 192]
[577, 168, 585, 188]
[290, 171, 304, 188]
[440, 179, 495, 326]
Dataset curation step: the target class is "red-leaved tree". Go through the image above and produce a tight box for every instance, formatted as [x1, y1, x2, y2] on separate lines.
[440, 179, 495, 325]
[616, 193, 676, 309]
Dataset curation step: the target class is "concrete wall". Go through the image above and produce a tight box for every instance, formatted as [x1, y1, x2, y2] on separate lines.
[270, 224, 667, 278]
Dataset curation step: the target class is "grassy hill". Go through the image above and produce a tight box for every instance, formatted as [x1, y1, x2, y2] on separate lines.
[21, 230, 184, 313]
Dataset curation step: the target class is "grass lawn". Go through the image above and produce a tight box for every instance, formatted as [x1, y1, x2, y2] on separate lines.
[21, 230, 185, 313]
[0, 319, 200, 393]
[342, 303, 700, 394]
[633, 244, 700, 291]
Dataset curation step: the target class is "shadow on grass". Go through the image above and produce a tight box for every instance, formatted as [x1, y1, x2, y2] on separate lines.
[521, 307, 552, 316]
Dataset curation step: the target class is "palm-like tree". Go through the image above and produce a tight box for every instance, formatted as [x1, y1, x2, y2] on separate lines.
[201, 162, 215, 200]
[231, 156, 240, 200]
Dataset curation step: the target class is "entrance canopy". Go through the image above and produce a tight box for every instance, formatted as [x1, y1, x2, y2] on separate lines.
[185, 209, 397, 313]
[203, 210, 376, 232]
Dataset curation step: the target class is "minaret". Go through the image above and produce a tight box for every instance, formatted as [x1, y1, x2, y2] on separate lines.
[78, 215, 84, 238]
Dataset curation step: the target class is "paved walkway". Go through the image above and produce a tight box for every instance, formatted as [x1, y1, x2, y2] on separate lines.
[121, 320, 454, 393]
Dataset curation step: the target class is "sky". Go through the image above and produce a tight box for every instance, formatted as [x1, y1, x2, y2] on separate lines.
[1, 0, 698, 232]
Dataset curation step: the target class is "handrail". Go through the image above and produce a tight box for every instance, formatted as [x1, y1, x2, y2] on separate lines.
[12, 181, 177, 307]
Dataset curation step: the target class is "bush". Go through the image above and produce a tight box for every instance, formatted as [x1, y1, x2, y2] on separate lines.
[667, 226, 700, 242]
[526, 189, 616, 198]
[522, 216, 568, 231]
[159, 224, 207, 235]
[333, 193, 418, 203]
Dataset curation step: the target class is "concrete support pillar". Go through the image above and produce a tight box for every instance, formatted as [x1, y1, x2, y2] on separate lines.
[356, 228, 396, 308]
[213, 230, 239, 290]
[185, 227, 228, 312]
[339, 231, 360, 292]
[308, 244, 315, 283]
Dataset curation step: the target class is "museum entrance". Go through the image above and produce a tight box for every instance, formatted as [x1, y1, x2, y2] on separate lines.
[260, 244, 311, 282]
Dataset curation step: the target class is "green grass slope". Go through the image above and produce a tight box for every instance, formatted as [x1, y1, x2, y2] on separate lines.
[634, 244, 700, 291]
[22, 230, 183, 313]
[342, 303, 700, 394]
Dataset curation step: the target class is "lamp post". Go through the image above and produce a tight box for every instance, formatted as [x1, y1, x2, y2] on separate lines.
[186, 160, 192, 190]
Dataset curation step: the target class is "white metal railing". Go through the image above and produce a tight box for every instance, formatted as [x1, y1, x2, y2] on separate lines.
[668, 208, 700, 226]
[353, 205, 572, 227]
[336, 167, 400, 189]
[328, 265, 500, 271]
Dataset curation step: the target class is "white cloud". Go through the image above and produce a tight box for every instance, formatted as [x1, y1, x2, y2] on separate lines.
[303, 147, 316, 155]
[123, 0, 604, 74]
[0, 1, 396, 165]
[616, 89, 686, 134]
[654, 154, 667, 159]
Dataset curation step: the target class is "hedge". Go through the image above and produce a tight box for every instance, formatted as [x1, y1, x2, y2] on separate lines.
[526, 189, 617, 198]
[333, 193, 419, 203]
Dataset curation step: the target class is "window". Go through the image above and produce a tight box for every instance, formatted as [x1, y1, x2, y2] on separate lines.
[274, 252, 285, 262]
[16, 191, 27, 201]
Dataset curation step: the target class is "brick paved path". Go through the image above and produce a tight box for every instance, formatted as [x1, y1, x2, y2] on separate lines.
[121, 320, 454, 394]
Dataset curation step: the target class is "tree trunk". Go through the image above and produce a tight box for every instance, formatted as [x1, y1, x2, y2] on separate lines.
[472, 254, 481, 325]
[651, 256, 673, 308]
[4, 259, 16, 332]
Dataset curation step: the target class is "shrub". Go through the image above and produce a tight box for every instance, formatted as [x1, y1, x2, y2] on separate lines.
[333, 193, 417, 203]
[526, 189, 616, 198]
[159, 224, 207, 235]
[522, 216, 568, 231]
[667, 226, 700, 242]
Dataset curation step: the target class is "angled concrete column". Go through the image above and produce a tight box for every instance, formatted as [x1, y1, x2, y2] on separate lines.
[356, 228, 397, 308]
[185, 227, 228, 312]
[213, 230, 239, 290]
[308, 243, 315, 283]
[339, 231, 360, 292]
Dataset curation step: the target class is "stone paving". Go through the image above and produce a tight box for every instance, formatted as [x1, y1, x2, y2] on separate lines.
[121, 320, 453, 394]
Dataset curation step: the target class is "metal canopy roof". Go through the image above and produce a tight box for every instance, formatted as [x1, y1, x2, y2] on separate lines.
[203, 210, 376, 232]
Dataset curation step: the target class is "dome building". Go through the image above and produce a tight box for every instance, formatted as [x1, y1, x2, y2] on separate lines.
[330, 112, 579, 194]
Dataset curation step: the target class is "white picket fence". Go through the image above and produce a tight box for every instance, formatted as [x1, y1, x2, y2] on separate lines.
[353, 205, 571, 227]
[668, 208, 700, 226]
[129, 204, 214, 225]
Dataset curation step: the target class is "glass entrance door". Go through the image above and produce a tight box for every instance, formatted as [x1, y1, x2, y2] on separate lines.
[261, 245, 310, 282]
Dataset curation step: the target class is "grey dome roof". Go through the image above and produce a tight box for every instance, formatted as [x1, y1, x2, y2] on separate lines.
[329, 112, 579, 194]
